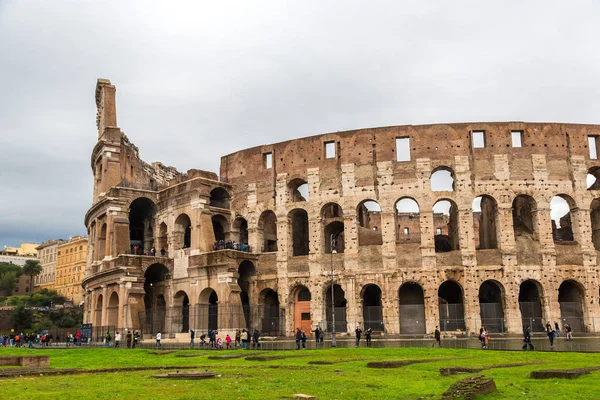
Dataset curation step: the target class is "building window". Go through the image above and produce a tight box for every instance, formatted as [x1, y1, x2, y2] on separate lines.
[436, 228, 442, 235]
[264, 152, 273, 169]
[324, 141, 336, 159]
[403, 227, 409, 235]
[472, 131, 485, 148]
[511, 130, 523, 147]
[396, 137, 411, 161]
[301, 312, 311, 320]
[589, 136, 598, 160]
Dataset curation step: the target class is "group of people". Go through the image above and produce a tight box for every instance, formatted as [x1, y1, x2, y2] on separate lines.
[130, 245, 167, 257]
[105, 329, 140, 348]
[213, 240, 251, 252]
[522, 321, 575, 351]
[0, 332, 46, 347]
[154, 328, 262, 350]
[354, 327, 373, 347]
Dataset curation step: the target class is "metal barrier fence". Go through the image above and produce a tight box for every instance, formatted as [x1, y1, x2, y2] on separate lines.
[138, 305, 286, 338]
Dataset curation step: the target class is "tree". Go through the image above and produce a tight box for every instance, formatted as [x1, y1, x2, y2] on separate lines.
[0, 271, 18, 296]
[22, 259, 42, 292]
[12, 304, 34, 330]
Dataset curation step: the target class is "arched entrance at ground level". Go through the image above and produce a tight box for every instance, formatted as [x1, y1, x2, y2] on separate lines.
[362, 284, 383, 331]
[558, 280, 585, 332]
[143, 263, 169, 334]
[129, 197, 156, 254]
[174, 291, 190, 333]
[199, 288, 218, 331]
[478, 280, 505, 333]
[107, 292, 119, 327]
[95, 294, 103, 327]
[238, 261, 256, 329]
[325, 284, 347, 333]
[292, 286, 312, 333]
[519, 280, 545, 332]
[438, 281, 465, 331]
[398, 283, 426, 334]
[261, 289, 281, 335]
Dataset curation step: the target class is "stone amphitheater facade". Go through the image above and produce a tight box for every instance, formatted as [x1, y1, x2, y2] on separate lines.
[83, 79, 600, 338]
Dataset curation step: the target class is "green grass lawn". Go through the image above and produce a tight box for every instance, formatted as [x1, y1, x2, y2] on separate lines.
[1, 347, 600, 399]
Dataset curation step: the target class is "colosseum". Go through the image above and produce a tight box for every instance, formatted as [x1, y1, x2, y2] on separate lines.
[83, 78, 600, 340]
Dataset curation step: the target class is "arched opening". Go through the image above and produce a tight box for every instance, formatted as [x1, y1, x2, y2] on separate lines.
[395, 198, 420, 243]
[232, 217, 249, 246]
[209, 187, 230, 209]
[174, 213, 192, 250]
[551, 195, 578, 243]
[362, 284, 383, 332]
[259, 210, 278, 252]
[587, 167, 600, 190]
[398, 282, 426, 334]
[174, 291, 190, 333]
[478, 280, 505, 333]
[558, 280, 585, 332]
[325, 284, 347, 333]
[238, 261, 256, 328]
[293, 286, 312, 333]
[357, 200, 382, 246]
[322, 203, 344, 253]
[95, 294, 103, 327]
[289, 209, 309, 256]
[199, 288, 218, 331]
[142, 263, 169, 334]
[438, 281, 465, 331]
[289, 178, 309, 202]
[128, 197, 156, 254]
[107, 291, 119, 327]
[97, 223, 107, 261]
[212, 214, 230, 242]
[261, 289, 280, 335]
[473, 195, 498, 250]
[591, 199, 600, 251]
[431, 168, 455, 192]
[433, 199, 460, 252]
[518, 280, 545, 332]
[158, 222, 168, 254]
[512, 195, 539, 240]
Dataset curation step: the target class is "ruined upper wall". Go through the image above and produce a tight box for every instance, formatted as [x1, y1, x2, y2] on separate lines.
[220, 122, 600, 210]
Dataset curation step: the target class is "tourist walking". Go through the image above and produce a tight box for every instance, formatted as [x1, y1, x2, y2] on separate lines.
[226, 334, 232, 349]
[365, 327, 372, 347]
[190, 329, 195, 347]
[241, 329, 249, 349]
[433, 326, 442, 347]
[301, 330, 307, 349]
[126, 330, 132, 348]
[104, 332, 111, 347]
[133, 330, 139, 348]
[355, 327, 362, 347]
[522, 326, 534, 350]
[312, 326, 321, 344]
[565, 324, 573, 340]
[252, 329, 260, 349]
[115, 331, 121, 348]
[295, 328, 302, 350]
[235, 329, 241, 348]
[156, 331, 162, 348]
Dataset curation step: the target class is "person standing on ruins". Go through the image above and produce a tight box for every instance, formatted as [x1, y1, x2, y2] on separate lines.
[433, 326, 442, 347]
[565, 324, 573, 340]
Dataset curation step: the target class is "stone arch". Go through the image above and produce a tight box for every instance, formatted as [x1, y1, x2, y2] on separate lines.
[174, 213, 192, 249]
[438, 280, 465, 331]
[288, 178, 309, 202]
[590, 198, 600, 250]
[518, 279, 545, 332]
[97, 223, 107, 261]
[473, 195, 498, 250]
[129, 197, 156, 254]
[513, 194, 539, 240]
[291, 285, 312, 333]
[361, 284, 383, 331]
[433, 199, 460, 252]
[212, 214, 230, 242]
[238, 260, 256, 328]
[107, 291, 119, 327]
[259, 288, 281, 335]
[289, 208, 309, 256]
[558, 279, 586, 332]
[325, 283, 347, 333]
[478, 280, 505, 333]
[157, 222, 168, 253]
[395, 197, 420, 243]
[199, 287, 218, 331]
[587, 167, 600, 190]
[173, 290, 190, 333]
[357, 200, 382, 246]
[398, 282, 426, 334]
[95, 294, 103, 327]
[431, 167, 455, 192]
[232, 216, 249, 245]
[551, 194, 579, 243]
[209, 187, 230, 209]
[258, 210, 278, 252]
[322, 203, 344, 253]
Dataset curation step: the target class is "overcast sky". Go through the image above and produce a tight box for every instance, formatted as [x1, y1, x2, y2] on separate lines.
[1, 1, 599, 247]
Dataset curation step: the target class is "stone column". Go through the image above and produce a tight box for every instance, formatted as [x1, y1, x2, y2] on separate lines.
[497, 203, 517, 266]
[344, 276, 358, 333]
[100, 285, 108, 326]
[419, 210, 436, 268]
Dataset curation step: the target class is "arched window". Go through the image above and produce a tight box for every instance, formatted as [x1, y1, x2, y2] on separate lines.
[288, 178, 309, 202]
[357, 200, 382, 246]
[289, 209, 309, 256]
[472, 195, 498, 250]
[550, 195, 578, 243]
[395, 198, 419, 243]
[322, 203, 344, 253]
[433, 199, 459, 252]
[431, 168, 455, 192]
[210, 188, 230, 209]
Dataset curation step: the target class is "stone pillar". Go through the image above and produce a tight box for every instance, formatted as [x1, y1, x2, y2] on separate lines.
[380, 209, 397, 270]
[536, 203, 556, 267]
[497, 203, 517, 266]
[423, 282, 439, 335]
[344, 276, 358, 333]
[419, 210, 436, 268]
[100, 285, 108, 326]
